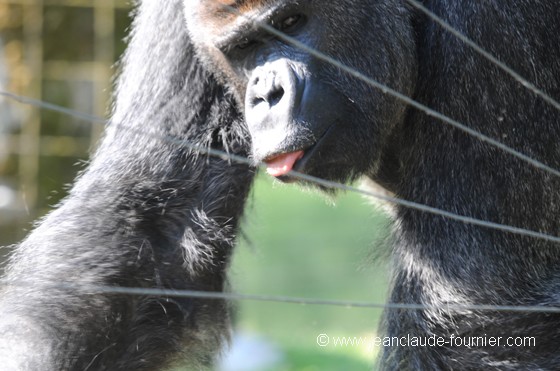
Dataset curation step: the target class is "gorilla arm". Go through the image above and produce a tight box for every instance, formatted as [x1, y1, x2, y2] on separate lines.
[0, 1, 253, 370]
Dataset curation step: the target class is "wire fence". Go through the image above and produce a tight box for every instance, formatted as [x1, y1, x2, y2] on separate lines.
[2, 89, 560, 245]
[1, 0, 560, 314]
[0, 0, 131, 244]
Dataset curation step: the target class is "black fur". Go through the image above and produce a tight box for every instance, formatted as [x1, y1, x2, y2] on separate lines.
[2, 0, 560, 370]
[381, 1, 560, 369]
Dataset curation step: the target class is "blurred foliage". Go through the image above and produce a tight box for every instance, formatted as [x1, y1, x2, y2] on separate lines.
[0, 2, 132, 245]
[43, 6, 95, 62]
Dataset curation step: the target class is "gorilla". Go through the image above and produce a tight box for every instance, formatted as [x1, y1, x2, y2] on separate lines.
[1, 0, 560, 369]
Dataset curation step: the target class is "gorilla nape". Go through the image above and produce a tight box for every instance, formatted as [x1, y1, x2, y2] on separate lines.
[2, 0, 560, 369]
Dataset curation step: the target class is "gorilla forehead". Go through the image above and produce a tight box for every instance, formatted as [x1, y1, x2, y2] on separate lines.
[183, 0, 286, 59]
[185, 0, 279, 29]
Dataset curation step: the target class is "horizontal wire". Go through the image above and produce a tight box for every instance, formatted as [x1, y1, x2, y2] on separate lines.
[2, 280, 560, 314]
[406, 0, 560, 114]
[219, 3, 560, 180]
[0, 90, 107, 124]
[3, 88, 560, 245]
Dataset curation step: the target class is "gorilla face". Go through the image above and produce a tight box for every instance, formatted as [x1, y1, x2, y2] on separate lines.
[184, 0, 417, 184]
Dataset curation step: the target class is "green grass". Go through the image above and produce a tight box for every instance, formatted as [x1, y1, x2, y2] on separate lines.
[228, 174, 391, 369]
[265, 347, 373, 371]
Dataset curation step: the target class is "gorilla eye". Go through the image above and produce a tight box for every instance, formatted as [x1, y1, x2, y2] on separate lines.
[236, 37, 256, 50]
[278, 14, 305, 32]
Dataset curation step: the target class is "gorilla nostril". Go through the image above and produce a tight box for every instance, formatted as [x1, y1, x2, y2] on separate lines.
[251, 96, 265, 107]
[269, 88, 284, 106]
[250, 87, 284, 108]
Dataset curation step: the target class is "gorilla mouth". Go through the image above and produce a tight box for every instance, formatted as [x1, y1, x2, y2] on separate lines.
[263, 124, 336, 179]
[264, 150, 305, 177]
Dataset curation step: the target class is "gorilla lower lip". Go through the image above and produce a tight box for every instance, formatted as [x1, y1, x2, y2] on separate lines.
[264, 151, 305, 177]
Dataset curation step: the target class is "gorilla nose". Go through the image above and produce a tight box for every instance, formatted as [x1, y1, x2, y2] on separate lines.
[245, 59, 303, 132]
[250, 72, 285, 107]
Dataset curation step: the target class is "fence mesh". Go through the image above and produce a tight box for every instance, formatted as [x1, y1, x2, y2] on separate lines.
[0, 0, 131, 246]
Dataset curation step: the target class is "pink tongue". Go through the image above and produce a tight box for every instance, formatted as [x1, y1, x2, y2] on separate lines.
[265, 151, 305, 177]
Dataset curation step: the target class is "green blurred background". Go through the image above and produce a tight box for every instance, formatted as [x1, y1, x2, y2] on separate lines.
[0, 1, 391, 369]
[228, 175, 391, 370]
